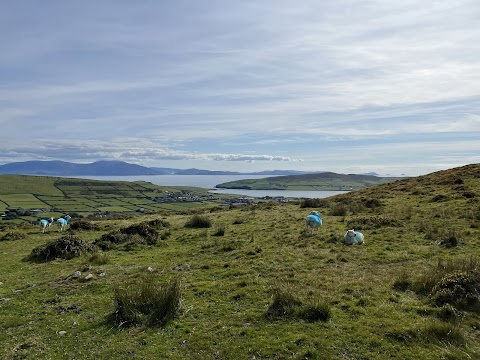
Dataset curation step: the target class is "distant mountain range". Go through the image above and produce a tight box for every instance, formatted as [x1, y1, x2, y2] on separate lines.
[0, 160, 314, 176]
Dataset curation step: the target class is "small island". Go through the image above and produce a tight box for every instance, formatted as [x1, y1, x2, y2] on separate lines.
[215, 171, 404, 191]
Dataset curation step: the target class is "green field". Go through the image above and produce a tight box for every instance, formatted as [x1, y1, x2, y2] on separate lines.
[0, 164, 479, 358]
[0, 175, 232, 221]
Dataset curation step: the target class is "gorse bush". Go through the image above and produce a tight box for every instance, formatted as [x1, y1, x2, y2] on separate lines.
[184, 215, 212, 228]
[113, 276, 181, 327]
[402, 256, 480, 311]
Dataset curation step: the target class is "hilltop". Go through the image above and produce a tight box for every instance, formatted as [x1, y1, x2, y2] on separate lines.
[0, 163, 479, 359]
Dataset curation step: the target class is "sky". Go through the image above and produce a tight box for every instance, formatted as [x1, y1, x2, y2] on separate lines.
[0, 0, 479, 176]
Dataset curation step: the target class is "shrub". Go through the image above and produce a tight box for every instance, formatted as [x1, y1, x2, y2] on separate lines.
[361, 198, 383, 209]
[431, 194, 449, 202]
[329, 204, 348, 216]
[1, 231, 26, 241]
[430, 270, 480, 310]
[69, 220, 100, 231]
[28, 235, 94, 262]
[184, 215, 212, 228]
[113, 276, 181, 327]
[94, 222, 160, 251]
[410, 256, 480, 311]
[347, 216, 399, 229]
[300, 198, 330, 209]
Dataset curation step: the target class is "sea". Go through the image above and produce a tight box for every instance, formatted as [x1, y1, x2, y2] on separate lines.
[69, 175, 348, 199]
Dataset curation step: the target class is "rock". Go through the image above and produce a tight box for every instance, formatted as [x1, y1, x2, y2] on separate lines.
[58, 331, 67, 336]
[147, 266, 154, 272]
[72, 271, 82, 278]
[84, 273, 94, 281]
[99, 272, 107, 277]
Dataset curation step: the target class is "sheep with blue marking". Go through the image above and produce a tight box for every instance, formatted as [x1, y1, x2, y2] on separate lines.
[39, 217, 54, 233]
[343, 229, 364, 245]
[57, 215, 71, 232]
[304, 211, 322, 235]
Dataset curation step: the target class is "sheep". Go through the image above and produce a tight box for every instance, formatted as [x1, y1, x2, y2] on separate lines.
[343, 229, 364, 245]
[39, 217, 54, 233]
[57, 215, 71, 232]
[305, 211, 323, 235]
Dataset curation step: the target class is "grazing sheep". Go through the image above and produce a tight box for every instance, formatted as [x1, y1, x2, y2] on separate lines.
[57, 215, 71, 232]
[343, 229, 364, 245]
[305, 211, 323, 235]
[39, 217, 54, 233]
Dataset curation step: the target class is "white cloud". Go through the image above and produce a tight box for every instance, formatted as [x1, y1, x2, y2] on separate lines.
[0, 0, 478, 174]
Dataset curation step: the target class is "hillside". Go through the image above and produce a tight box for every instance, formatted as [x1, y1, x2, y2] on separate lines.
[0, 175, 233, 220]
[0, 164, 479, 359]
[216, 171, 403, 190]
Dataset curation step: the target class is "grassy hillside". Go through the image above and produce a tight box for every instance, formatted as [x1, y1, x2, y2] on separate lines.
[0, 175, 230, 222]
[215, 172, 403, 191]
[0, 164, 479, 359]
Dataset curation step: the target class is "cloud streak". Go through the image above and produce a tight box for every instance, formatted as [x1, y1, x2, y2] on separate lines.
[0, 0, 478, 175]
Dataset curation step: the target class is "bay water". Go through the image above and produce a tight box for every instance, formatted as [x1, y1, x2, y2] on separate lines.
[70, 175, 347, 199]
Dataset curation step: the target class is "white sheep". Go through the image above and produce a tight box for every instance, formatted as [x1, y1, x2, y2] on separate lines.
[343, 229, 365, 245]
[39, 217, 54, 233]
[57, 215, 71, 232]
[305, 211, 323, 235]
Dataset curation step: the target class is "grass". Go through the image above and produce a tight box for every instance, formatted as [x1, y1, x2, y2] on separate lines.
[0, 163, 479, 359]
[113, 276, 181, 327]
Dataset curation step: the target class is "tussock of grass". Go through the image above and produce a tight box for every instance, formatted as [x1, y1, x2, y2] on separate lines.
[88, 250, 110, 265]
[28, 235, 94, 262]
[184, 215, 212, 228]
[212, 225, 226, 236]
[113, 276, 181, 327]
[266, 287, 331, 322]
